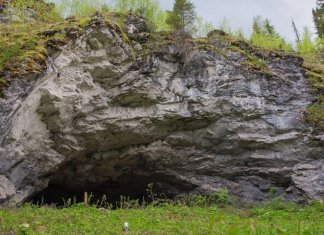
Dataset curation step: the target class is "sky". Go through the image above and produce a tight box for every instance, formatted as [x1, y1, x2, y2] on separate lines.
[49, 0, 317, 42]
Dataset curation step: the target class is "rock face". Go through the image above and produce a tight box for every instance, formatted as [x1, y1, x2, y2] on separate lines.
[0, 17, 323, 206]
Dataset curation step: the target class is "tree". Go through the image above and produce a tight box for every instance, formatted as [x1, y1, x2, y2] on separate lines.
[313, 0, 324, 37]
[252, 16, 278, 37]
[113, 0, 168, 31]
[297, 27, 316, 61]
[113, 0, 136, 13]
[250, 16, 293, 52]
[166, 0, 196, 36]
[252, 16, 263, 35]
[234, 27, 245, 40]
[219, 17, 232, 35]
[291, 18, 301, 43]
[263, 18, 278, 36]
[134, 0, 165, 31]
[193, 16, 214, 37]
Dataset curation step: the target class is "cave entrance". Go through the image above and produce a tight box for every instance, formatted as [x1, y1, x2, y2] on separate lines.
[30, 150, 195, 207]
[31, 173, 189, 207]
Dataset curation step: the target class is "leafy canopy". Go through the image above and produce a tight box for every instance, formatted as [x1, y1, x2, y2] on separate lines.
[249, 16, 292, 52]
[166, 0, 196, 36]
[113, 0, 168, 31]
[193, 16, 214, 38]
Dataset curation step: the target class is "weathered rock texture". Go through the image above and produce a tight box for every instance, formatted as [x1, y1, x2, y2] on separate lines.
[0, 17, 323, 205]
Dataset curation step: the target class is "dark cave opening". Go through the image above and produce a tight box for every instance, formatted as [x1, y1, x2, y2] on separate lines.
[31, 173, 192, 207]
[29, 150, 196, 207]
[31, 183, 149, 208]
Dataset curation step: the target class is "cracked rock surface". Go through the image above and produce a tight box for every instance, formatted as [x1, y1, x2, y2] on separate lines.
[0, 17, 323, 205]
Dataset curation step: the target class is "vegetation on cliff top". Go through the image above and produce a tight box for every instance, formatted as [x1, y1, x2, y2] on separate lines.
[0, 0, 323, 128]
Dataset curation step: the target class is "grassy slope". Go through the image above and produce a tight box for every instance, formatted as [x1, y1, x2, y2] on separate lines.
[0, 203, 323, 234]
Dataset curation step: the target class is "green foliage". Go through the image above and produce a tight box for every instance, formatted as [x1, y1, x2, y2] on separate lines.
[233, 27, 245, 40]
[214, 188, 231, 205]
[252, 15, 263, 35]
[0, 201, 323, 234]
[261, 197, 299, 212]
[6, 0, 61, 22]
[56, 0, 100, 17]
[135, 0, 168, 32]
[250, 32, 293, 52]
[112, 0, 135, 12]
[306, 95, 324, 129]
[297, 27, 316, 61]
[112, 0, 169, 31]
[313, 0, 324, 37]
[252, 16, 278, 37]
[218, 17, 232, 35]
[0, 24, 45, 72]
[193, 16, 214, 38]
[166, 0, 196, 36]
[295, 26, 323, 130]
[177, 189, 232, 207]
[0, 14, 84, 83]
[249, 16, 293, 52]
[303, 61, 324, 130]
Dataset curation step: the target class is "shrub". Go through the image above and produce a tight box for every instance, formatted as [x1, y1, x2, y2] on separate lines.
[306, 97, 324, 130]
[113, 0, 169, 32]
[250, 32, 293, 52]
[176, 188, 232, 207]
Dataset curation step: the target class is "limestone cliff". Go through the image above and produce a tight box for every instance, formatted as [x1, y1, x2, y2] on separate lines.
[0, 15, 323, 206]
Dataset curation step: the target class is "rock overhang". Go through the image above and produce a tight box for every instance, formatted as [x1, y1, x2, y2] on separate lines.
[0, 16, 323, 206]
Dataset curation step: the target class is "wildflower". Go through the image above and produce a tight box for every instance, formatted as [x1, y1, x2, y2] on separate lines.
[124, 222, 129, 232]
[20, 223, 30, 228]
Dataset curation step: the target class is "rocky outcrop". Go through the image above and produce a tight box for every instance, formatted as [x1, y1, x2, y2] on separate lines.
[0, 16, 323, 206]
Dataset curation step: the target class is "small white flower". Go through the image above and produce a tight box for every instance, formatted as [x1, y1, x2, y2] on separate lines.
[20, 223, 30, 228]
[124, 222, 129, 232]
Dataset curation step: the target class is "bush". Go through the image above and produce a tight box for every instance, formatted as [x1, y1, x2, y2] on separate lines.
[176, 188, 232, 207]
[250, 32, 293, 52]
[113, 0, 169, 31]
[306, 98, 324, 130]
[261, 197, 299, 212]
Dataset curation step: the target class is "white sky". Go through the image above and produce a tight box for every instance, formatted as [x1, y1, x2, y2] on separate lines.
[49, 0, 317, 42]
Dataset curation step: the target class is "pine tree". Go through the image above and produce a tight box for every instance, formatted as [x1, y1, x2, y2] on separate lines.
[263, 18, 277, 36]
[166, 0, 196, 36]
[252, 16, 263, 35]
[313, 0, 324, 37]
[252, 16, 278, 37]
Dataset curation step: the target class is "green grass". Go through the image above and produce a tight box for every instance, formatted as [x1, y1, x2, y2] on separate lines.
[0, 202, 323, 234]
[0, 22, 68, 79]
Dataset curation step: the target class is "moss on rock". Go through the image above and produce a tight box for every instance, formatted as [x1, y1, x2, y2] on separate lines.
[304, 63, 324, 130]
